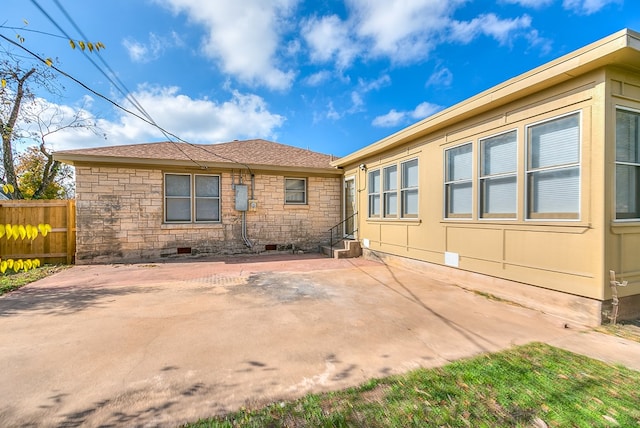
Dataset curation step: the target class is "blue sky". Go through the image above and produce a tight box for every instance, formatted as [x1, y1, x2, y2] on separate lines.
[1, 0, 639, 157]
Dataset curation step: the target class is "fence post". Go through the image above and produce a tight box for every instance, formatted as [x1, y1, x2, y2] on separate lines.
[66, 200, 76, 264]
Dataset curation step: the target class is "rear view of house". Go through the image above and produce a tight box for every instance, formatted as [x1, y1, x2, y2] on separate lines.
[334, 29, 640, 326]
[54, 139, 342, 263]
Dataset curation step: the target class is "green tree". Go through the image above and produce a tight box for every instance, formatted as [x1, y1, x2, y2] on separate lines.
[16, 146, 74, 199]
[1, 45, 99, 199]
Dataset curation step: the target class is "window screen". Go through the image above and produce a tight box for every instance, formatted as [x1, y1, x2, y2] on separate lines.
[445, 143, 473, 218]
[526, 113, 580, 219]
[616, 109, 640, 220]
[480, 131, 517, 218]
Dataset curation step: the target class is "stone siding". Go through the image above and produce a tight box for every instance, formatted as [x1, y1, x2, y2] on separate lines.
[75, 166, 341, 263]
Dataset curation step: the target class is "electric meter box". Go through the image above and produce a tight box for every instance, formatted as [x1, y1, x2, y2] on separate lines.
[235, 184, 248, 211]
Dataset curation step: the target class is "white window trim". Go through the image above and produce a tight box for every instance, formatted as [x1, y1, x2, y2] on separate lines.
[478, 129, 518, 221]
[194, 174, 221, 223]
[401, 158, 419, 218]
[284, 177, 307, 205]
[524, 110, 582, 222]
[383, 164, 398, 218]
[614, 105, 640, 222]
[164, 173, 221, 224]
[368, 169, 381, 218]
[444, 142, 473, 220]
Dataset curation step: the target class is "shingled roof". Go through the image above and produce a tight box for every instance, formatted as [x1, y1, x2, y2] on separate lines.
[54, 139, 340, 173]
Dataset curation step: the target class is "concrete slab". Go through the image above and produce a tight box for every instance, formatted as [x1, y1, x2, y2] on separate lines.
[0, 253, 638, 427]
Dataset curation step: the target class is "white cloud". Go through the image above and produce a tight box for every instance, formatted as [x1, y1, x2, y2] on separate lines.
[449, 13, 532, 45]
[326, 101, 341, 120]
[357, 74, 391, 92]
[562, 0, 621, 15]
[122, 40, 148, 63]
[349, 0, 461, 63]
[301, 0, 546, 71]
[426, 66, 453, 87]
[316, 74, 390, 121]
[526, 29, 553, 55]
[411, 102, 441, 119]
[304, 70, 332, 86]
[372, 102, 442, 127]
[155, 0, 297, 90]
[500, 0, 554, 8]
[123, 32, 183, 63]
[301, 14, 360, 69]
[372, 109, 405, 127]
[44, 86, 285, 150]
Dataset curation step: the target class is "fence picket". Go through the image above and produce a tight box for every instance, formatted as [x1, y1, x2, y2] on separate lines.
[0, 200, 76, 264]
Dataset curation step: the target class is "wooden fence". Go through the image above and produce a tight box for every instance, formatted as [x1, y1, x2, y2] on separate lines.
[0, 199, 76, 264]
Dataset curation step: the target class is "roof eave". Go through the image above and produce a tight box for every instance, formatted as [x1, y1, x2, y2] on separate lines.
[53, 153, 342, 176]
[332, 28, 640, 168]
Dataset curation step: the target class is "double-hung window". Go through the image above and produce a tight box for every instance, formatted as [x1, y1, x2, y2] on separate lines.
[401, 159, 419, 217]
[383, 165, 398, 217]
[368, 170, 381, 217]
[616, 108, 640, 220]
[369, 160, 419, 219]
[285, 178, 307, 204]
[526, 112, 580, 220]
[445, 143, 473, 218]
[165, 173, 220, 223]
[480, 131, 517, 218]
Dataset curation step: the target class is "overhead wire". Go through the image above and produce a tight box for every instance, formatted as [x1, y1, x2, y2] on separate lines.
[34, 0, 155, 125]
[3, 2, 255, 173]
[0, 32, 207, 169]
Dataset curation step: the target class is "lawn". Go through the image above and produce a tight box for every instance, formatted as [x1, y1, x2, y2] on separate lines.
[0, 265, 69, 296]
[188, 342, 640, 428]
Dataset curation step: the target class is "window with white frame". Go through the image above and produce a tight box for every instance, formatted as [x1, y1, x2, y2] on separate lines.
[480, 130, 517, 218]
[401, 159, 419, 217]
[285, 178, 307, 204]
[616, 108, 640, 220]
[445, 143, 473, 218]
[368, 169, 381, 217]
[368, 160, 419, 219]
[526, 112, 580, 219]
[165, 173, 220, 223]
[383, 165, 398, 217]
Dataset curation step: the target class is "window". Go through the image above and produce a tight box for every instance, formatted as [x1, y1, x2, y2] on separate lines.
[165, 173, 220, 223]
[368, 170, 381, 217]
[480, 131, 517, 218]
[401, 159, 419, 217]
[383, 165, 398, 217]
[526, 112, 580, 219]
[195, 175, 220, 221]
[445, 143, 473, 218]
[285, 178, 306, 204]
[368, 160, 419, 219]
[616, 108, 640, 220]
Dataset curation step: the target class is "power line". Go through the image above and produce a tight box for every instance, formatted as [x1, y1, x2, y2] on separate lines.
[32, 0, 154, 126]
[0, 32, 206, 168]
[4, 2, 256, 173]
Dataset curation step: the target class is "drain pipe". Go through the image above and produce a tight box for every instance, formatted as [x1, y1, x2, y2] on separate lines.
[240, 172, 254, 249]
[241, 211, 253, 248]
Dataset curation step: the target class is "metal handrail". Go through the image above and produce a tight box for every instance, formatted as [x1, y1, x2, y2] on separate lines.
[328, 212, 358, 255]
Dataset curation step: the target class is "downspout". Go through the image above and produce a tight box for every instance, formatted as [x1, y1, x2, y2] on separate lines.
[241, 211, 253, 248]
[240, 171, 254, 249]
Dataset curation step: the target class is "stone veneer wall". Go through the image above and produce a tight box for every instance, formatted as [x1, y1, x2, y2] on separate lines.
[74, 166, 341, 263]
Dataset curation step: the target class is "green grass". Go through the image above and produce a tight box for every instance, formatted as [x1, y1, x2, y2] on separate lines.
[187, 343, 640, 428]
[0, 265, 70, 295]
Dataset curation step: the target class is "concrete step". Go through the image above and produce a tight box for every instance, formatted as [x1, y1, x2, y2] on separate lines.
[321, 239, 362, 259]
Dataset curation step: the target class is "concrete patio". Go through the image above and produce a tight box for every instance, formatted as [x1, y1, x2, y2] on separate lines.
[0, 253, 637, 427]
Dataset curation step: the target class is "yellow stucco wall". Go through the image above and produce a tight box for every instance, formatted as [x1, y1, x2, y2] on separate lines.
[606, 68, 640, 298]
[347, 69, 623, 301]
